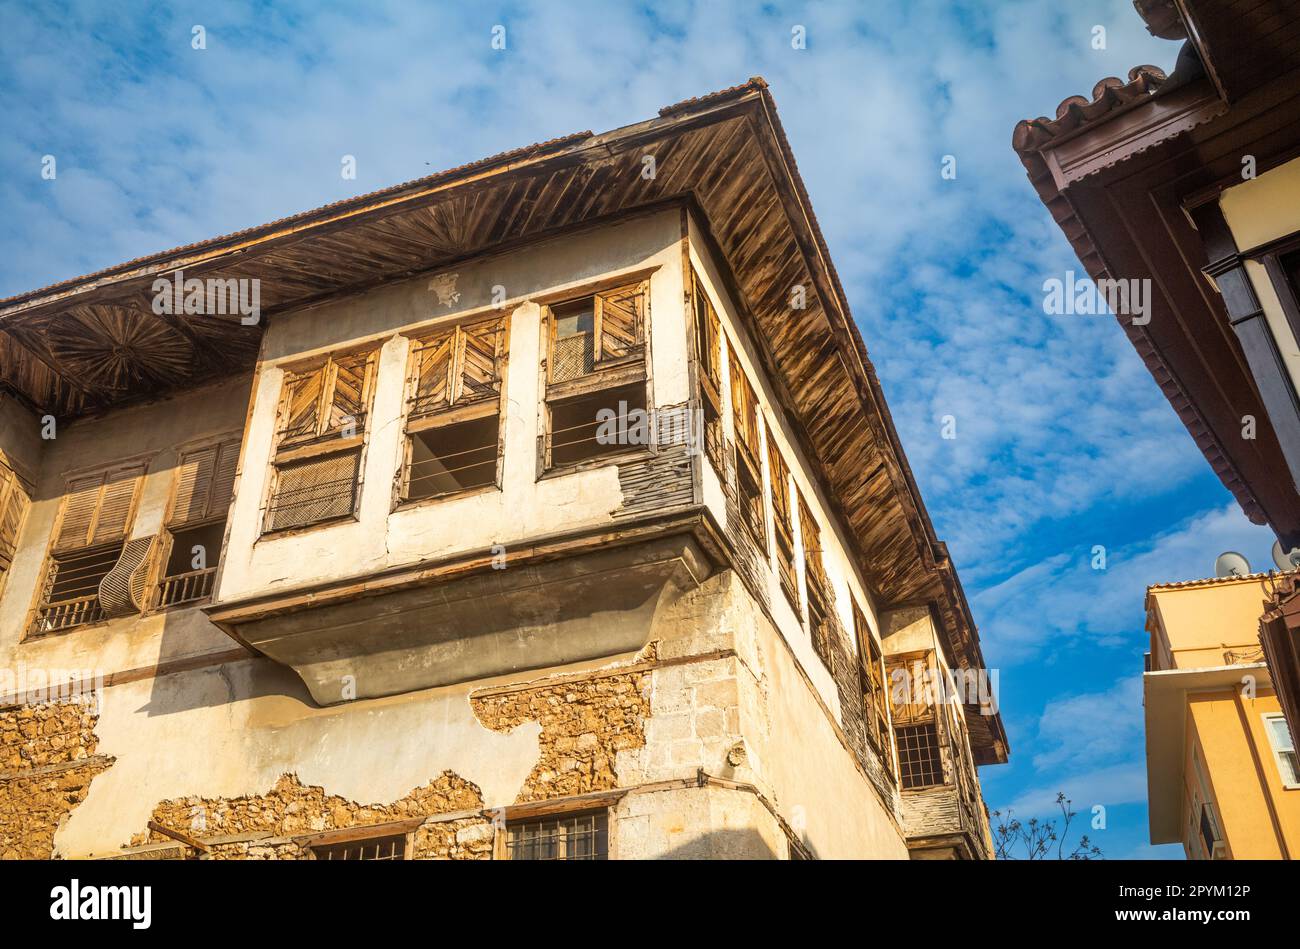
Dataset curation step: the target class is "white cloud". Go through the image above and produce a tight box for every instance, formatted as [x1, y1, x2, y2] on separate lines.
[974, 502, 1276, 662]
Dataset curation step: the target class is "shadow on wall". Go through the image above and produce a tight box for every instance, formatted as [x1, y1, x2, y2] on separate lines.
[654, 827, 783, 860]
[145, 606, 312, 717]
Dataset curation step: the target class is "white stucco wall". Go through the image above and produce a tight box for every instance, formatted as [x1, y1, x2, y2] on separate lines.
[217, 209, 688, 604]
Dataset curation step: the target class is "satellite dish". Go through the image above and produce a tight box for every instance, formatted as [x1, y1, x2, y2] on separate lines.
[1214, 551, 1251, 578]
[1273, 540, 1300, 572]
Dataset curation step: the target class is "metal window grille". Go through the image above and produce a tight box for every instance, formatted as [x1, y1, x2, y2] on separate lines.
[896, 723, 943, 789]
[311, 834, 406, 861]
[507, 812, 608, 860]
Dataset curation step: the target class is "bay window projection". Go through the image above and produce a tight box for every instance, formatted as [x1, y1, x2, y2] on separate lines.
[265, 347, 379, 532]
[543, 281, 649, 469]
[402, 317, 506, 501]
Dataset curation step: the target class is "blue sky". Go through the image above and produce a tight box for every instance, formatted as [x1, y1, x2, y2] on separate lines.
[0, 0, 1280, 859]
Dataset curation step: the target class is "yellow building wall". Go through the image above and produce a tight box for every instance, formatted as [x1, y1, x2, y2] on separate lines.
[1147, 578, 1272, 670]
[1187, 688, 1300, 859]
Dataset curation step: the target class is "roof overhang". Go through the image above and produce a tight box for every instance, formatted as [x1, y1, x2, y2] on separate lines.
[1144, 661, 1270, 842]
[1013, 34, 1300, 545]
[5, 78, 1006, 761]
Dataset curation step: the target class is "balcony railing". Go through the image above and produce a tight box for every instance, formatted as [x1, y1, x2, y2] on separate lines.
[156, 566, 217, 608]
[33, 595, 104, 634]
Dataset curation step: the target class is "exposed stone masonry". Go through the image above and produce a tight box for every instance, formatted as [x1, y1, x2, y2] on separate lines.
[471, 663, 651, 802]
[0, 700, 110, 859]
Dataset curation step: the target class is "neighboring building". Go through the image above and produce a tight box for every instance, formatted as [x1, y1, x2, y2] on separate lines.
[1145, 574, 1300, 859]
[0, 79, 1006, 860]
[1014, 2, 1300, 749]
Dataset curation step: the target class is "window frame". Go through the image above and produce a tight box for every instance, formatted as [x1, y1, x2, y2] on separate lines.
[853, 601, 894, 778]
[152, 434, 240, 611]
[301, 818, 422, 861]
[0, 455, 31, 582]
[398, 314, 509, 508]
[26, 456, 150, 639]
[501, 808, 610, 861]
[262, 344, 380, 536]
[728, 354, 767, 552]
[768, 437, 800, 613]
[887, 650, 953, 791]
[689, 269, 726, 474]
[539, 277, 654, 476]
[1262, 711, 1300, 790]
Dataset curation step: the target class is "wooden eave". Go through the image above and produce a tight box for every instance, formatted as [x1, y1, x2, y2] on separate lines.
[5, 78, 1005, 761]
[1014, 65, 1300, 546]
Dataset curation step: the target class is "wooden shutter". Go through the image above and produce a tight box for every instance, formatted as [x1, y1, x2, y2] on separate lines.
[54, 474, 105, 552]
[887, 652, 938, 726]
[327, 350, 376, 432]
[798, 491, 829, 595]
[91, 466, 143, 545]
[98, 535, 156, 615]
[54, 464, 144, 552]
[409, 319, 502, 420]
[597, 282, 646, 361]
[280, 365, 325, 444]
[457, 318, 503, 404]
[409, 328, 455, 417]
[692, 272, 722, 392]
[171, 440, 239, 526]
[767, 439, 792, 532]
[267, 450, 361, 532]
[729, 358, 759, 460]
[0, 465, 28, 570]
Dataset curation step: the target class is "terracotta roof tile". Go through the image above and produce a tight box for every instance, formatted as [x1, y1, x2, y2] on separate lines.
[1011, 66, 1167, 153]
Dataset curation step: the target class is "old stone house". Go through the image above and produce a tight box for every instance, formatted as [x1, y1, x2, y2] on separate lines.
[0, 79, 1006, 860]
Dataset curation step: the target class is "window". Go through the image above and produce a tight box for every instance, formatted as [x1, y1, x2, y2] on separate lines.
[854, 602, 892, 771]
[403, 317, 505, 501]
[888, 651, 950, 790]
[506, 811, 608, 860]
[768, 439, 799, 611]
[0, 459, 30, 581]
[311, 834, 407, 861]
[807, 583, 835, 675]
[896, 723, 944, 789]
[33, 462, 145, 634]
[691, 270, 725, 471]
[157, 439, 238, 608]
[1198, 803, 1219, 857]
[543, 281, 650, 470]
[799, 492, 835, 673]
[265, 347, 378, 532]
[798, 493, 830, 603]
[729, 356, 765, 548]
[1264, 713, 1300, 788]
